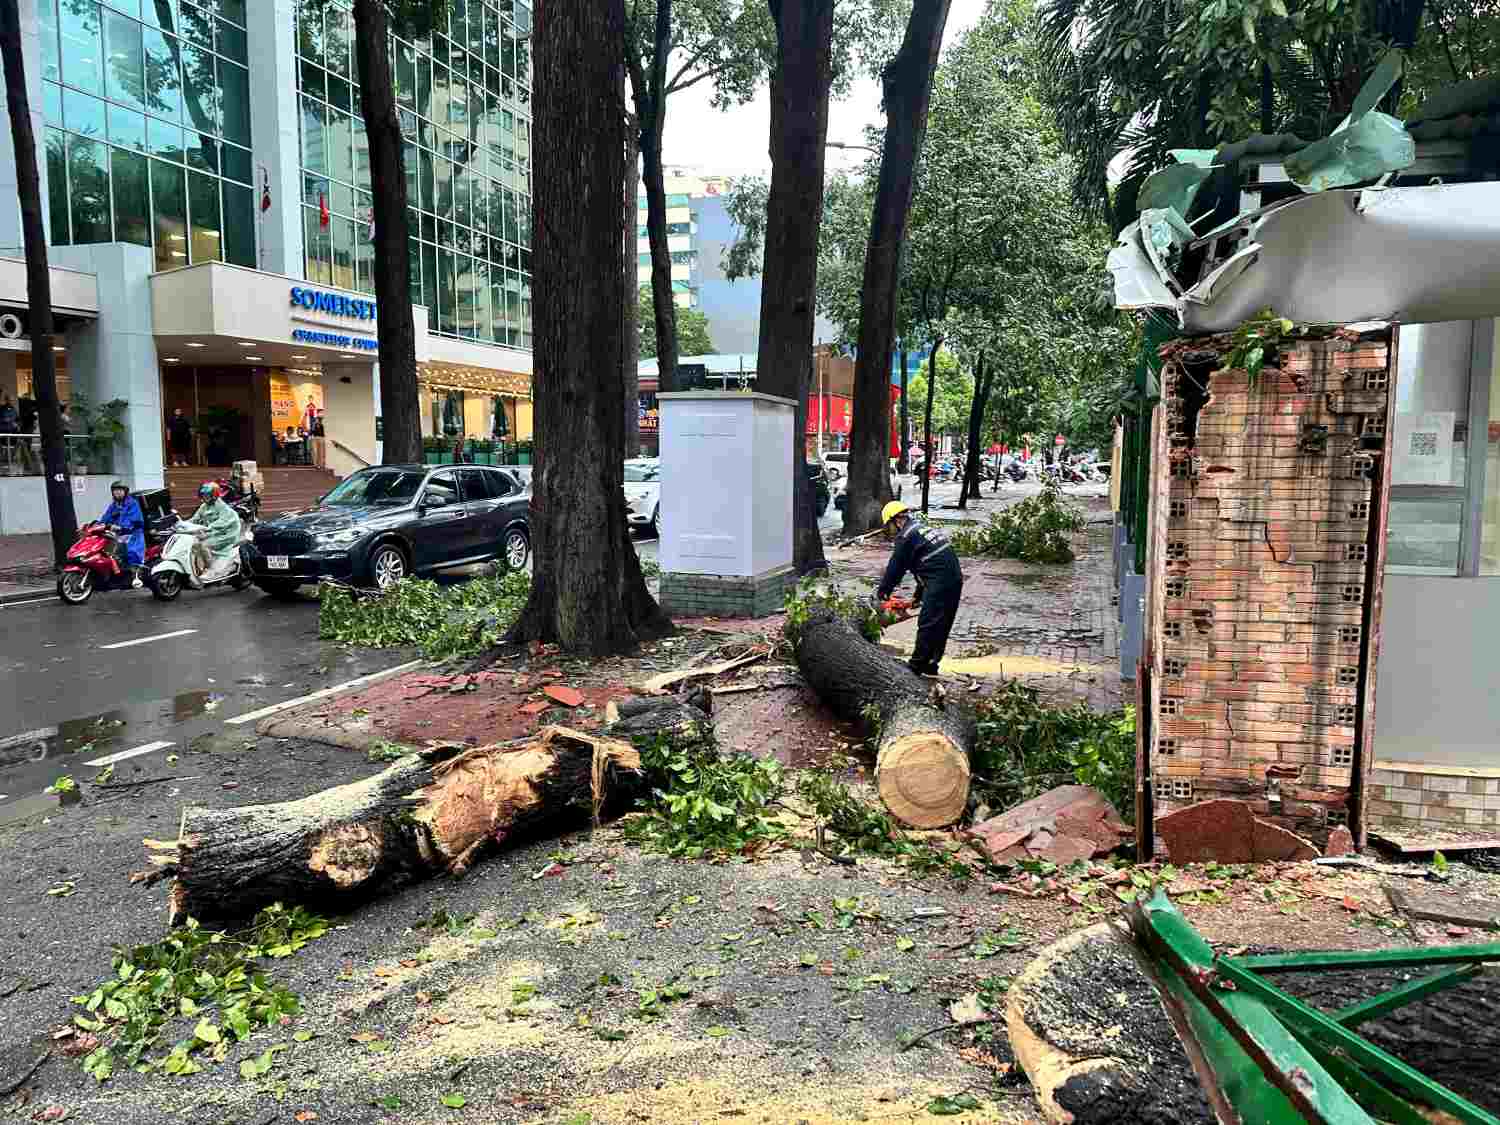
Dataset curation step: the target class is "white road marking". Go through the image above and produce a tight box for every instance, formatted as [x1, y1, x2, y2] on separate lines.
[83, 739, 174, 767]
[224, 660, 424, 726]
[0, 597, 56, 610]
[100, 629, 197, 650]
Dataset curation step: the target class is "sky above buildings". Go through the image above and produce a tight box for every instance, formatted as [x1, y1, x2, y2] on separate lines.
[659, 0, 990, 179]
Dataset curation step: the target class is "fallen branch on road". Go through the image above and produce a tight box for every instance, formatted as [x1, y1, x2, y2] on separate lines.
[144, 726, 644, 921]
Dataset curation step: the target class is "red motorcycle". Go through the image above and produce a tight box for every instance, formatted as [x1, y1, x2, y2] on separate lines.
[57, 523, 168, 605]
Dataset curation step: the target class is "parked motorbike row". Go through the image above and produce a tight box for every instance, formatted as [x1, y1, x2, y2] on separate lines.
[57, 480, 262, 606]
[908, 455, 1109, 486]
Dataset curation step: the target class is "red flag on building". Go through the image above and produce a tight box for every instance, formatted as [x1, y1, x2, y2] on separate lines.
[260, 168, 271, 213]
[318, 191, 330, 228]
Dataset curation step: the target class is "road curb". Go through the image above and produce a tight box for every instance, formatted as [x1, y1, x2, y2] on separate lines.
[0, 584, 53, 605]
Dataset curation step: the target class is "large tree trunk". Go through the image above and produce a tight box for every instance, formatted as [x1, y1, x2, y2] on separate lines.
[152, 727, 644, 921]
[843, 0, 951, 538]
[757, 0, 835, 574]
[511, 0, 669, 656]
[352, 0, 421, 465]
[1, 0, 76, 565]
[792, 610, 974, 828]
[624, 105, 640, 456]
[629, 0, 679, 395]
[958, 352, 990, 509]
[897, 348, 910, 474]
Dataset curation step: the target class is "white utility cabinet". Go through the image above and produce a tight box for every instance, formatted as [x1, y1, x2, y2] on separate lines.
[656, 391, 796, 617]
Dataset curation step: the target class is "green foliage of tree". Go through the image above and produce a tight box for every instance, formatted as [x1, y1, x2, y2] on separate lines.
[1037, 0, 1500, 224]
[637, 287, 715, 358]
[906, 350, 971, 439]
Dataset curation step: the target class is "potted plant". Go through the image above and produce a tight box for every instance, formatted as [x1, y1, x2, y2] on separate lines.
[473, 439, 494, 465]
[422, 435, 447, 465]
[515, 439, 533, 466]
[71, 393, 129, 477]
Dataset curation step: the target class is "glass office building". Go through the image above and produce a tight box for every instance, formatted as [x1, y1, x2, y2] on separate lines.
[0, 0, 534, 527]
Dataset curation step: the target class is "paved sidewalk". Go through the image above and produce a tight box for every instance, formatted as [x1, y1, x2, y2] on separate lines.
[0, 531, 55, 601]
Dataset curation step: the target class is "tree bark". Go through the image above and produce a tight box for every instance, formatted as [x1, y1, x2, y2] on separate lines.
[510, 0, 670, 657]
[897, 347, 910, 474]
[352, 0, 421, 465]
[154, 727, 645, 921]
[757, 0, 834, 574]
[628, 0, 680, 394]
[843, 0, 951, 538]
[958, 351, 990, 508]
[0, 0, 76, 564]
[920, 335, 942, 514]
[792, 609, 974, 828]
[624, 111, 640, 455]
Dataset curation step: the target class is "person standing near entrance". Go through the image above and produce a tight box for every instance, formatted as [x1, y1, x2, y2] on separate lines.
[167, 407, 192, 467]
[874, 501, 964, 677]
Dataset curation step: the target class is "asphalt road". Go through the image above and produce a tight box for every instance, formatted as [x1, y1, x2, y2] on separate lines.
[0, 583, 416, 823]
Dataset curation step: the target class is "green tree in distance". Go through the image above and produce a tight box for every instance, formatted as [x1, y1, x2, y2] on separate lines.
[637, 287, 715, 359]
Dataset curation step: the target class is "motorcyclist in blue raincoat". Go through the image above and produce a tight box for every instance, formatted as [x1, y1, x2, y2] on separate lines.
[100, 480, 145, 588]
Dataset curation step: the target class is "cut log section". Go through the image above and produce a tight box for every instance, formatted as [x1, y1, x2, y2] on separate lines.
[148, 726, 644, 922]
[792, 609, 976, 828]
[605, 691, 714, 745]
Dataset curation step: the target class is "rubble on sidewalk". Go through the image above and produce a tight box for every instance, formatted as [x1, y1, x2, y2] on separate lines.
[967, 785, 1130, 865]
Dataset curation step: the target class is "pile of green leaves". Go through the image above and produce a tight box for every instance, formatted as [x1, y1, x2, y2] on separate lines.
[783, 577, 889, 645]
[1223, 308, 1297, 387]
[949, 485, 1086, 564]
[973, 682, 1135, 817]
[318, 570, 531, 661]
[795, 768, 977, 879]
[624, 737, 789, 859]
[71, 903, 328, 1082]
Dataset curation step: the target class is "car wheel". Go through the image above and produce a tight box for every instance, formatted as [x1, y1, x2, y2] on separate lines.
[150, 570, 183, 601]
[369, 544, 409, 591]
[503, 527, 531, 570]
[256, 579, 302, 600]
[57, 570, 93, 605]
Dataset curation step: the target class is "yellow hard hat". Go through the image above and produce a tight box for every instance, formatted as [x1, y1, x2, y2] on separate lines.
[881, 500, 910, 525]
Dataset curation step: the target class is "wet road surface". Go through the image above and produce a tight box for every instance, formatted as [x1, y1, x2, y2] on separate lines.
[0, 583, 415, 823]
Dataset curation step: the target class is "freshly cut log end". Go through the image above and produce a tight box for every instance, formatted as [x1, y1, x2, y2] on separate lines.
[877, 731, 971, 829]
[792, 608, 977, 829]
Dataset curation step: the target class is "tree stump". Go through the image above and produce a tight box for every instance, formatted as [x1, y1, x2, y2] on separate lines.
[791, 609, 975, 827]
[147, 727, 644, 922]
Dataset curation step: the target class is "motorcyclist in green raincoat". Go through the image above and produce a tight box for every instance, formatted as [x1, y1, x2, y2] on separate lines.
[190, 481, 242, 573]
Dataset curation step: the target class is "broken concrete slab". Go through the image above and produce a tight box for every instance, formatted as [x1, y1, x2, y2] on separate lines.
[1325, 825, 1355, 857]
[968, 785, 1130, 866]
[1156, 799, 1319, 863]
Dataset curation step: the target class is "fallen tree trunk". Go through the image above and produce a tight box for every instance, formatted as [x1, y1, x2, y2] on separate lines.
[148, 726, 643, 922]
[791, 609, 975, 828]
[605, 694, 714, 745]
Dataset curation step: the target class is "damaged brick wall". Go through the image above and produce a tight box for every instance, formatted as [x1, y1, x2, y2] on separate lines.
[1149, 333, 1393, 848]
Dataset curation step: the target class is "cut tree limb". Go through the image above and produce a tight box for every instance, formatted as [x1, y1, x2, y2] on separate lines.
[150, 726, 643, 922]
[792, 609, 975, 828]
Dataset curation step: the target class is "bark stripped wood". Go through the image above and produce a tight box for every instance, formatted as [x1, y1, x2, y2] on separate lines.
[151, 727, 644, 922]
[792, 609, 975, 827]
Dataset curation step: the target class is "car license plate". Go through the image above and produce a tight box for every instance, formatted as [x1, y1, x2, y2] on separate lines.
[267, 555, 289, 570]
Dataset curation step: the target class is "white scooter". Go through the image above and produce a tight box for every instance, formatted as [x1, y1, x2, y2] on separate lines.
[148, 520, 251, 601]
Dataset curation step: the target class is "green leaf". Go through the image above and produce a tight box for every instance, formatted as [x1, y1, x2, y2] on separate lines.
[83, 1046, 114, 1083]
[705, 1026, 731, 1038]
[193, 1018, 221, 1044]
[1433, 850, 1449, 873]
[293, 1030, 314, 1043]
[375, 1095, 402, 1110]
[799, 952, 817, 967]
[928, 1092, 982, 1114]
[895, 937, 915, 952]
[470, 928, 498, 940]
[441, 1093, 468, 1108]
[595, 1028, 628, 1041]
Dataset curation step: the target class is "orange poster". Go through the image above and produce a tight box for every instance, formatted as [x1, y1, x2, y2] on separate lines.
[269, 372, 324, 438]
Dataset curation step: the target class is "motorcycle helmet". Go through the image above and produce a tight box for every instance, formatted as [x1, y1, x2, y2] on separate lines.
[109, 480, 129, 498]
[198, 481, 221, 501]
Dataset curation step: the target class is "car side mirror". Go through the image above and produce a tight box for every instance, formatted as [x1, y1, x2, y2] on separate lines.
[420, 492, 450, 509]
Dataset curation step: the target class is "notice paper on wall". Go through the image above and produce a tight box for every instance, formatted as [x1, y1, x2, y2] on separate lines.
[1393, 410, 1455, 485]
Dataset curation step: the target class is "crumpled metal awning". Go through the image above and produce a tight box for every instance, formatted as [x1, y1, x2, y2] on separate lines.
[1110, 181, 1500, 332]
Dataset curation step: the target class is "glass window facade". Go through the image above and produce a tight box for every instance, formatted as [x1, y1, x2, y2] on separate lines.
[295, 0, 532, 349]
[41, 0, 254, 268]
